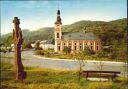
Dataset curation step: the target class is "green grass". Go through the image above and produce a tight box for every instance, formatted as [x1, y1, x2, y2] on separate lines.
[35, 49, 126, 62]
[38, 54, 125, 62]
[1, 61, 127, 89]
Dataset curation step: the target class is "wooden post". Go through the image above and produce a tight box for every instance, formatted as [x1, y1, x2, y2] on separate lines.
[12, 17, 26, 81]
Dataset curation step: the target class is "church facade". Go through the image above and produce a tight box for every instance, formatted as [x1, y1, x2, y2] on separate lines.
[54, 10, 101, 53]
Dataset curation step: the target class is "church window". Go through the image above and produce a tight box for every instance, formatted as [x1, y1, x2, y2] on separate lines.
[74, 43, 77, 45]
[91, 46, 93, 50]
[58, 46, 60, 51]
[79, 43, 82, 50]
[69, 42, 72, 46]
[57, 33, 59, 38]
[74, 46, 77, 50]
[96, 46, 99, 50]
[80, 46, 82, 50]
[69, 46, 71, 49]
[85, 43, 87, 45]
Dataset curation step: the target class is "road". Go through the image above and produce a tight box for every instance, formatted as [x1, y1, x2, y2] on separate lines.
[2, 49, 127, 76]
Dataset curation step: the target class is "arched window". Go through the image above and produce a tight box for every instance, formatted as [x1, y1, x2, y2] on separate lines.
[91, 46, 93, 50]
[96, 46, 99, 50]
[58, 46, 60, 51]
[57, 33, 59, 38]
[79, 43, 82, 50]
[74, 46, 77, 50]
[85, 43, 87, 45]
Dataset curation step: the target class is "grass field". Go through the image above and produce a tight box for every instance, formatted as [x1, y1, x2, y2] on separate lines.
[34, 49, 126, 62]
[1, 60, 127, 89]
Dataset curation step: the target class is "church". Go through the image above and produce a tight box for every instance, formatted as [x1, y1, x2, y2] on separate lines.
[54, 9, 101, 53]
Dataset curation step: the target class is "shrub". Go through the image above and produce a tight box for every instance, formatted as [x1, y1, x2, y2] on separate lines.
[22, 42, 32, 49]
[108, 53, 117, 59]
[63, 47, 71, 54]
[35, 50, 44, 55]
[35, 49, 54, 56]
[82, 46, 95, 56]
[97, 51, 107, 58]
[35, 41, 42, 50]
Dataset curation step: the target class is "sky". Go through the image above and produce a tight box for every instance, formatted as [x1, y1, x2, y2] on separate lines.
[1, 0, 127, 34]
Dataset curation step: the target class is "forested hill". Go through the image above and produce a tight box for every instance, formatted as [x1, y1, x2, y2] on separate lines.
[1, 18, 127, 47]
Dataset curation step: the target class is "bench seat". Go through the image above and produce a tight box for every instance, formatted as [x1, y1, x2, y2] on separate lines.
[81, 70, 120, 80]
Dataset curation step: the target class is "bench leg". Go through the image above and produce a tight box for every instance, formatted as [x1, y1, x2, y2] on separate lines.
[86, 73, 88, 80]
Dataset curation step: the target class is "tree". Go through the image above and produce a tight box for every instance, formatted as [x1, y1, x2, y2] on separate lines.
[93, 58, 105, 81]
[4, 36, 13, 47]
[63, 46, 71, 54]
[22, 42, 32, 49]
[74, 53, 86, 82]
[35, 40, 41, 50]
[13, 17, 26, 81]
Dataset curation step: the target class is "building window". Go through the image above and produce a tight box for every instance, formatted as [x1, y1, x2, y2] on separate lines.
[91, 46, 93, 50]
[80, 46, 82, 50]
[63, 43, 66, 46]
[80, 43, 82, 50]
[68, 42, 72, 49]
[57, 33, 59, 38]
[69, 46, 71, 49]
[74, 46, 77, 50]
[96, 46, 99, 50]
[69, 43, 72, 45]
[58, 46, 60, 51]
[85, 43, 87, 45]
[74, 43, 77, 45]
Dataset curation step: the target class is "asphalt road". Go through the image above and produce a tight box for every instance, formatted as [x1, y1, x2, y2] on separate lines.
[2, 49, 127, 76]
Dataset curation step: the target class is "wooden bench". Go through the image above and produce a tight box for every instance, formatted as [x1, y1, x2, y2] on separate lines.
[80, 70, 120, 81]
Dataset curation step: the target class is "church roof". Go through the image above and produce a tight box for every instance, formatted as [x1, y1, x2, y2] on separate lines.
[62, 32, 99, 40]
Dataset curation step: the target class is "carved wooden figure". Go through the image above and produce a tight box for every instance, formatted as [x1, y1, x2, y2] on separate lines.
[12, 17, 26, 81]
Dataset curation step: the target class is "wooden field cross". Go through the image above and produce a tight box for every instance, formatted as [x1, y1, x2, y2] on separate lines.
[13, 17, 27, 81]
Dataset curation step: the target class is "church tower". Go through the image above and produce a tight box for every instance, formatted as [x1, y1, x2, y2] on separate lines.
[54, 9, 62, 52]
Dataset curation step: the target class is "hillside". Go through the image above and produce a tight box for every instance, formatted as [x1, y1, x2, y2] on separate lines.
[1, 18, 127, 46]
[1, 18, 127, 60]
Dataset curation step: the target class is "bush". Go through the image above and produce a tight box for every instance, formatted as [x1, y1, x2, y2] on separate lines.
[97, 51, 107, 58]
[35, 50, 44, 55]
[35, 49, 54, 56]
[63, 47, 71, 54]
[35, 41, 42, 50]
[82, 46, 95, 56]
[108, 53, 117, 59]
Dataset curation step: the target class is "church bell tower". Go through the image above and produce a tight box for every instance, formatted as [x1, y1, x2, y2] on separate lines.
[54, 9, 62, 52]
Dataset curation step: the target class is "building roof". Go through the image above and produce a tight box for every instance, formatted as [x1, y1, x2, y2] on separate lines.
[62, 32, 99, 40]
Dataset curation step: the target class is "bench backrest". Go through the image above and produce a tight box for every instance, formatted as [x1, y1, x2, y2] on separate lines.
[82, 71, 120, 74]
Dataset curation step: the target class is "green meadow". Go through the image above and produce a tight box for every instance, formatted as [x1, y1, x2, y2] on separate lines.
[1, 60, 127, 89]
